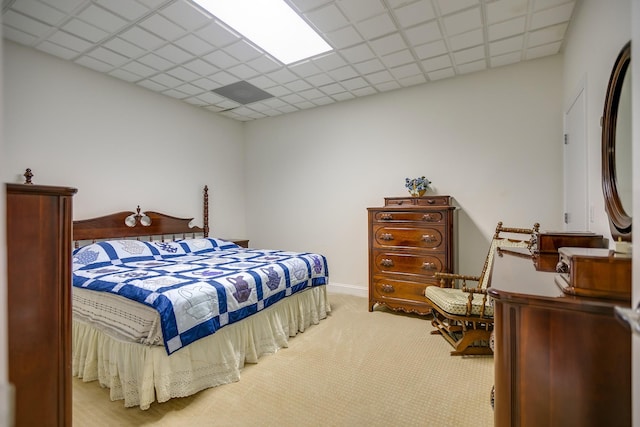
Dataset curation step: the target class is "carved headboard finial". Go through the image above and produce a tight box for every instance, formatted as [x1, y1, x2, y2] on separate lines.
[24, 168, 33, 184]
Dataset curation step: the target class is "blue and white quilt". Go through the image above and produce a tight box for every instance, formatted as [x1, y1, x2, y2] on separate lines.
[72, 238, 329, 355]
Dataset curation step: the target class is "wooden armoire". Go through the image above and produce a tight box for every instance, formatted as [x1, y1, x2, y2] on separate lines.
[6, 183, 77, 426]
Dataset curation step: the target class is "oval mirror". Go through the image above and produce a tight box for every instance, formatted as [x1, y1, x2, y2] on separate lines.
[602, 41, 632, 241]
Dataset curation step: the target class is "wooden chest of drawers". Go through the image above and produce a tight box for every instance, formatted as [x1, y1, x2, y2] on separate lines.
[368, 196, 455, 315]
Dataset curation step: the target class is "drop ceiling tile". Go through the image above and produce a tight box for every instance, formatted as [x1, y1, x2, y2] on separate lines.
[159, 1, 211, 30]
[534, 0, 574, 12]
[87, 46, 129, 66]
[196, 21, 239, 47]
[305, 4, 349, 33]
[224, 40, 262, 62]
[443, 7, 482, 36]
[398, 73, 426, 86]
[155, 44, 192, 63]
[139, 13, 187, 41]
[119, 26, 165, 50]
[183, 97, 208, 106]
[382, 49, 415, 68]
[40, 0, 85, 14]
[298, 88, 325, 100]
[12, 0, 67, 26]
[75, 55, 113, 72]
[328, 65, 358, 80]
[340, 43, 375, 63]
[266, 85, 292, 97]
[376, 80, 401, 92]
[365, 69, 394, 85]
[449, 28, 484, 51]
[248, 75, 277, 89]
[151, 73, 183, 87]
[313, 52, 348, 71]
[306, 73, 334, 86]
[209, 70, 236, 86]
[490, 51, 522, 67]
[414, 39, 448, 59]
[457, 59, 486, 74]
[437, 0, 480, 16]
[325, 25, 364, 49]
[453, 45, 485, 64]
[203, 50, 239, 68]
[284, 79, 313, 91]
[77, 4, 127, 33]
[489, 35, 524, 56]
[488, 17, 526, 41]
[2, 26, 38, 45]
[103, 37, 145, 58]
[62, 18, 108, 42]
[525, 41, 561, 59]
[267, 68, 299, 84]
[163, 88, 190, 99]
[49, 30, 93, 52]
[353, 58, 385, 74]
[246, 56, 281, 73]
[227, 63, 258, 79]
[109, 68, 142, 82]
[120, 60, 157, 77]
[391, 62, 421, 79]
[191, 77, 219, 91]
[196, 91, 226, 104]
[182, 58, 218, 75]
[174, 34, 215, 55]
[36, 41, 77, 59]
[336, 0, 385, 22]
[421, 54, 452, 72]
[369, 33, 407, 56]
[320, 82, 346, 95]
[137, 79, 167, 91]
[4, 10, 52, 38]
[394, 1, 436, 27]
[292, 100, 316, 109]
[357, 13, 396, 39]
[530, 3, 574, 30]
[404, 21, 442, 46]
[527, 23, 567, 47]
[95, 0, 149, 21]
[332, 92, 355, 101]
[137, 52, 175, 70]
[352, 86, 376, 97]
[289, 60, 323, 77]
[167, 66, 200, 81]
[428, 68, 455, 80]
[486, 0, 528, 25]
[281, 93, 306, 104]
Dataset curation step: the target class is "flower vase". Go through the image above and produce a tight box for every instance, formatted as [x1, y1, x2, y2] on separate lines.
[409, 188, 426, 197]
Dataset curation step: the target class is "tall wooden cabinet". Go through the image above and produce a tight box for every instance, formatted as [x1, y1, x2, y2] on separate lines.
[6, 183, 77, 427]
[368, 196, 455, 315]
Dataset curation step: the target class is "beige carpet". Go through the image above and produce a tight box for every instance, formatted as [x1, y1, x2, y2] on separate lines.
[73, 293, 494, 426]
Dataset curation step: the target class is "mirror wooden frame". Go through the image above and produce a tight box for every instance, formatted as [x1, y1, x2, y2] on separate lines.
[602, 41, 632, 241]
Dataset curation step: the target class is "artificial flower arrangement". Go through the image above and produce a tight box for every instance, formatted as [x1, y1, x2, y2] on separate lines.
[405, 176, 432, 196]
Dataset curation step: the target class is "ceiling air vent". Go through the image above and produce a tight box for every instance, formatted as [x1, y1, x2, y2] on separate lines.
[212, 81, 273, 105]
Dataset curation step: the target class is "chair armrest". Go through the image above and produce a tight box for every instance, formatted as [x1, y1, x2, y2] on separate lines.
[433, 272, 480, 288]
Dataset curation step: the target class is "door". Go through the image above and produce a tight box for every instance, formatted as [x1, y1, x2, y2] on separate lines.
[564, 86, 588, 231]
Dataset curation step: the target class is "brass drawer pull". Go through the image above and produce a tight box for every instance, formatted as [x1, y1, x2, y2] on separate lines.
[380, 213, 393, 220]
[381, 284, 395, 293]
[422, 262, 436, 270]
[422, 234, 435, 242]
[380, 233, 394, 241]
[380, 259, 394, 267]
[422, 214, 434, 221]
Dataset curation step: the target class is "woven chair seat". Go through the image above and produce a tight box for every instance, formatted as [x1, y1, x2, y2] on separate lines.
[425, 287, 493, 317]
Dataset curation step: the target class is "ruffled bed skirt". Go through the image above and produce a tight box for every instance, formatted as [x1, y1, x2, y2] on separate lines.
[72, 285, 330, 410]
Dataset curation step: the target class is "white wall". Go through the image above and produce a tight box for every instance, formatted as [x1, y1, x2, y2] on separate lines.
[244, 56, 564, 292]
[2, 40, 247, 239]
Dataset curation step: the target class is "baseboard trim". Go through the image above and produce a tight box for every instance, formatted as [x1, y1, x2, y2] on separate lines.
[327, 282, 367, 298]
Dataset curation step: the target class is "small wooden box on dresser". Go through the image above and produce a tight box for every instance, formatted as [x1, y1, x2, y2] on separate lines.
[368, 196, 455, 315]
[6, 183, 77, 427]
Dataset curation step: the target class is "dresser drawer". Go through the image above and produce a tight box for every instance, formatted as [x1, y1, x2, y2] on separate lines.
[372, 225, 445, 250]
[384, 196, 450, 207]
[372, 250, 444, 278]
[371, 276, 436, 305]
[373, 210, 445, 224]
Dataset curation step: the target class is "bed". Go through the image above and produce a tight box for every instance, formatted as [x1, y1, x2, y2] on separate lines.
[71, 186, 331, 409]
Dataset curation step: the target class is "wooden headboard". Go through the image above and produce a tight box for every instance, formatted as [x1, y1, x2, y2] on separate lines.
[73, 185, 209, 246]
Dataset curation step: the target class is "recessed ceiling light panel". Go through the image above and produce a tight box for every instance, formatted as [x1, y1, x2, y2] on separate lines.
[192, 0, 332, 64]
[212, 81, 273, 104]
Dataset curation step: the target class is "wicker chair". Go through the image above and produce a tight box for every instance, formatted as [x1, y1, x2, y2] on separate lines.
[425, 221, 540, 356]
